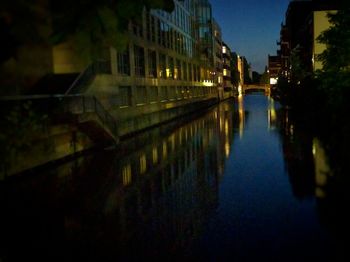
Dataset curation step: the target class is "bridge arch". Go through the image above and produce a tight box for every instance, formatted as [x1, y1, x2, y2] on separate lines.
[242, 84, 270, 95]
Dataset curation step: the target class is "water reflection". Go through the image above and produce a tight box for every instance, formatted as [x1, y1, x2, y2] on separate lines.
[276, 108, 316, 199]
[1, 95, 349, 261]
[275, 106, 350, 262]
[0, 101, 236, 261]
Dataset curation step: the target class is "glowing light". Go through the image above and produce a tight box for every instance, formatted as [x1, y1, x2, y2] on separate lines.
[122, 164, 132, 186]
[166, 68, 170, 78]
[203, 80, 214, 87]
[152, 147, 158, 164]
[225, 119, 229, 136]
[139, 154, 147, 174]
[223, 69, 227, 76]
[225, 141, 230, 158]
[222, 46, 227, 54]
[163, 141, 167, 159]
[270, 77, 278, 85]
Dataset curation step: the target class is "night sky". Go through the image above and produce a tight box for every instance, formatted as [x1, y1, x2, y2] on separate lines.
[210, 0, 291, 73]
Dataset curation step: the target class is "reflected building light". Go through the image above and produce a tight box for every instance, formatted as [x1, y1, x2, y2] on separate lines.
[225, 119, 229, 136]
[220, 118, 223, 132]
[170, 134, 175, 151]
[163, 141, 167, 159]
[209, 129, 213, 141]
[315, 187, 326, 198]
[313, 138, 332, 199]
[238, 95, 244, 139]
[289, 125, 294, 136]
[152, 147, 158, 164]
[312, 143, 316, 156]
[122, 164, 132, 186]
[238, 85, 243, 96]
[225, 141, 230, 158]
[268, 98, 277, 131]
[140, 154, 147, 174]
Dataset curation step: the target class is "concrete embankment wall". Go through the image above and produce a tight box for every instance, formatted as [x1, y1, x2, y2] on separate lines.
[1, 97, 219, 178]
[1, 124, 93, 179]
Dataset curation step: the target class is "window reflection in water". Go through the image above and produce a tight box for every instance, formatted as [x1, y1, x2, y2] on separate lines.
[0, 98, 238, 260]
[122, 164, 132, 186]
[238, 95, 245, 138]
[267, 96, 277, 131]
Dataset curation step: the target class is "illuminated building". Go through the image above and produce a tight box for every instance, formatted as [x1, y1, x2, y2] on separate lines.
[275, 0, 341, 78]
[268, 55, 281, 86]
[222, 42, 234, 98]
[312, 10, 337, 71]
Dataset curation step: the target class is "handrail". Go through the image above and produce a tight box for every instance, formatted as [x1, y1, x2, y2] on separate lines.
[64, 64, 92, 95]
[63, 95, 118, 139]
[65, 59, 112, 95]
[1, 94, 119, 142]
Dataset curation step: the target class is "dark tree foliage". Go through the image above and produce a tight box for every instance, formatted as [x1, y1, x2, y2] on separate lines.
[316, 5, 350, 110]
[317, 8, 350, 73]
[230, 52, 240, 88]
[0, 0, 175, 63]
[252, 71, 261, 84]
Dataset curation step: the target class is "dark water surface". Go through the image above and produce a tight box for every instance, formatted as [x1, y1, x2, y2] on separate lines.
[1, 93, 349, 261]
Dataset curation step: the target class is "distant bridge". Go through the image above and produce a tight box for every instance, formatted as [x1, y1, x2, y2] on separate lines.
[242, 84, 270, 95]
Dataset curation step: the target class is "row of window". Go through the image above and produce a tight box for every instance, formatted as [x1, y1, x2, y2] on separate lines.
[136, 11, 196, 58]
[154, 1, 195, 35]
[117, 45, 203, 81]
[118, 85, 216, 107]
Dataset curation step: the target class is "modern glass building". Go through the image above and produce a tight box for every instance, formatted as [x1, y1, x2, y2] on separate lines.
[95, 0, 219, 112]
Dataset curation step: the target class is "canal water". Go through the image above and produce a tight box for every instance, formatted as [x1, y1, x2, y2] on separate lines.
[0, 93, 348, 261]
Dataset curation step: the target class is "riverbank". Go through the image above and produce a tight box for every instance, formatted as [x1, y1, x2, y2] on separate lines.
[0, 95, 232, 179]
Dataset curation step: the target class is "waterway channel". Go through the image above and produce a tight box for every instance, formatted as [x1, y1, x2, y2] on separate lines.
[0, 93, 348, 261]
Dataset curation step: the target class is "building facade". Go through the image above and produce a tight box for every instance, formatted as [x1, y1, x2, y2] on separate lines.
[69, 0, 226, 134]
[222, 42, 233, 94]
[275, 0, 341, 80]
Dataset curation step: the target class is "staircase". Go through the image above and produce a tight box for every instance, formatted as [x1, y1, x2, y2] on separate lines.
[63, 95, 119, 144]
[1, 94, 119, 145]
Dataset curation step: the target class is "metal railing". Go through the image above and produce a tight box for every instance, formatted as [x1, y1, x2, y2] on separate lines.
[64, 95, 118, 140]
[1, 94, 118, 142]
[65, 60, 112, 95]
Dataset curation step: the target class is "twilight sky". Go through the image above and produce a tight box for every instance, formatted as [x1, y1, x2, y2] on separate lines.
[210, 0, 291, 73]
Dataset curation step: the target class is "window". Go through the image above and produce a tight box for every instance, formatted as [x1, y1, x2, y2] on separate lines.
[136, 86, 147, 105]
[149, 86, 158, 103]
[183, 62, 187, 81]
[193, 65, 197, 82]
[160, 86, 168, 101]
[117, 48, 130, 75]
[176, 86, 183, 99]
[189, 63, 192, 81]
[148, 50, 157, 78]
[176, 59, 182, 80]
[151, 16, 156, 42]
[159, 53, 166, 79]
[119, 86, 132, 107]
[168, 57, 174, 79]
[134, 45, 145, 76]
[169, 86, 177, 100]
